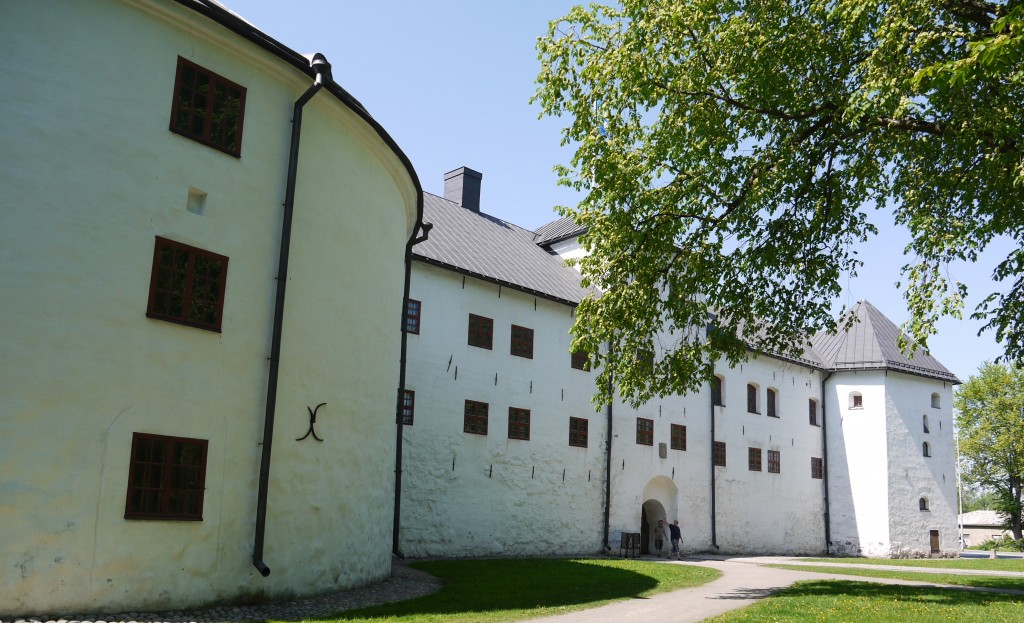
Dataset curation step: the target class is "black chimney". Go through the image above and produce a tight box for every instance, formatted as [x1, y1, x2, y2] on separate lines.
[443, 167, 482, 212]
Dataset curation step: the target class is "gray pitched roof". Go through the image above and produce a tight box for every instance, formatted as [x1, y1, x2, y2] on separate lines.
[811, 300, 960, 383]
[533, 216, 588, 246]
[959, 510, 1009, 527]
[412, 194, 588, 305]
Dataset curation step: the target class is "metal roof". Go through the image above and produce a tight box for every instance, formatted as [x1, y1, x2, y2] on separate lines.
[959, 510, 1009, 527]
[533, 216, 588, 247]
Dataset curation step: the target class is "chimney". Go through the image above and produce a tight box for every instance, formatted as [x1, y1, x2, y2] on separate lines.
[443, 167, 482, 212]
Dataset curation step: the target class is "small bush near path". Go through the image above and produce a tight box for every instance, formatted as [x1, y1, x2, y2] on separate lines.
[769, 564, 1024, 591]
[703, 580, 1024, 623]
[322, 558, 720, 623]
[797, 557, 1024, 572]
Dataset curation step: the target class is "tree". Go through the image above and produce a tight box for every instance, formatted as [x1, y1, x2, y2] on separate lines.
[955, 362, 1024, 540]
[533, 0, 1023, 405]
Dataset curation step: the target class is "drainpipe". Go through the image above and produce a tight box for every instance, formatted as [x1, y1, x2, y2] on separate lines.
[253, 53, 332, 577]
[603, 342, 614, 551]
[820, 370, 834, 555]
[710, 382, 719, 549]
[393, 221, 432, 558]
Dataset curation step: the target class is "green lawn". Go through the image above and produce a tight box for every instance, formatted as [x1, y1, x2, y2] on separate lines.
[703, 580, 1024, 623]
[320, 558, 720, 623]
[769, 564, 1024, 591]
[797, 556, 1024, 572]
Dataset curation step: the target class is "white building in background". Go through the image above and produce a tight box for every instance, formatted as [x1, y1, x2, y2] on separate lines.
[398, 168, 960, 560]
[1, 0, 422, 615]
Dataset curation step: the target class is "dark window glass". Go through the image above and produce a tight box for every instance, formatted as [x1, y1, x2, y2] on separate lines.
[811, 457, 823, 479]
[747, 384, 758, 413]
[404, 299, 421, 334]
[569, 417, 588, 448]
[463, 400, 488, 435]
[401, 390, 415, 426]
[468, 314, 493, 349]
[767, 388, 778, 418]
[636, 417, 654, 446]
[508, 407, 530, 440]
[670, 424, 686, 451]
[511, 325, 534, 359]
[125, 433, 208, 520]
[169, 57, 246, 156]
[147, 237, 228, 332]
[711, 376, 723, 406]
[571, 349, 590, 371]
[809, 399, 818, 426]
[767, 450, 781, 473]
[713, 441, 726, 466]
[748, 447, 762, 471]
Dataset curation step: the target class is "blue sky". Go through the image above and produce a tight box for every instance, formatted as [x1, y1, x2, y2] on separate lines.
[227, 0, 1012, 383]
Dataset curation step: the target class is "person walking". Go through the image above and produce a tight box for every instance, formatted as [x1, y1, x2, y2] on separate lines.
[669, 519, 682, 560]
[653, 519, 667, 558]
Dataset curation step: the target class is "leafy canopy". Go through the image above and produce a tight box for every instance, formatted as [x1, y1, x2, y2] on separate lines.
[955, 361, 1024, 539]
[534, 0, 1023, 405]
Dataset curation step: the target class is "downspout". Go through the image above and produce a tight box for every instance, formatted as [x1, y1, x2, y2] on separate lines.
[393, 221, 432, 558]
[603, 341, 613, 551]
[253, 53, 332, 577]
[710, 382, 719, 549]
[820, 370, 834, 555]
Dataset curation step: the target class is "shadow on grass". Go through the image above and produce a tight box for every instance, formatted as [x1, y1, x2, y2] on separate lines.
[780, 580, 1024, 605]
[328, 558, 707, 621]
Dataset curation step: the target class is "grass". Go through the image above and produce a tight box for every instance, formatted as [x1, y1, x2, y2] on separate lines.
[769, 564, 1024, 591]
[320, 558, 720, 623]
[796, 556, 1024, 572]
[703, 580, 1024, 623]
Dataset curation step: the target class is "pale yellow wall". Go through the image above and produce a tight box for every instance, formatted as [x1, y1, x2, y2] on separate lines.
[0, 0, 415, 613]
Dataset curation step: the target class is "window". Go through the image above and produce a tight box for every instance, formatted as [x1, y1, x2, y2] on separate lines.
[713, 441, 726, 466]
[811, 457, 823, 479]
[468, 314, 493, 349]
[670, 424, 687, 451]
[766, 388, 778, 418]
[636, 347, 655, 375]
[931, 392, 941, 408]
[569, 417, 589, 448]
[767, 450, 781, 473]
[510, 325, 534, 358]
[923, 414, 930, 434]
[923, 441, 931, 457]
[571, 349, 590, 371]
[746, 383, 759, 414]
[711, 375, 724, 406]
[404, 299, 421, 334]
[147, 237, 228, 332]
[849, 392, 863, 409]
[508, 407, 530, 440]
[169, 57, 246, 157]
[463, 400, 488, 435]
[125, 432, 208, 520]
[748, 447, 762, 471]
[636, 417, 654, 446]
[809, 399, 819, 426]
[401, 390, 415, 426]
[919, 497, 930, 511]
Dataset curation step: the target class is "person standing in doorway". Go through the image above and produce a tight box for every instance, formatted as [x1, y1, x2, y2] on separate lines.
[653, 519, 667, 558]
[669, 519, 682, 560]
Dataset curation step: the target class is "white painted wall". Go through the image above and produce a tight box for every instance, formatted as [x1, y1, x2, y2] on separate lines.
[1, 0, 416, 613]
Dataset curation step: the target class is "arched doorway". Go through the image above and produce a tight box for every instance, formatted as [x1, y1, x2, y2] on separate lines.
[639, 476, 678, 556]
[640, 499, 667, 555]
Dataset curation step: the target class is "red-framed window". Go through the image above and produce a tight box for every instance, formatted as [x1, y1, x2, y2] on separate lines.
[713, 441, 726, 466]
[571, 349, 590, 371]
[511, 325, 534, 359]
[670, 424, 686, 451]
[767, 450, 781, 473]
[464, 400, 488, 435]
[809, 399, 819, 426]
[404, 299, 421, 334]
[811, 457, 823, 479]
[748, 447, 762, 471]
[169, 57, 246, 157]
[146, 237, 228, 332]
[569, 417, 589, 448]
[766, 388, 778, 418]
[125, 432, 208, 520]
[468, 314, 493, 349]
[508, 407, 530, 440]
[401, 390, 415, 426]
[636, 417, 654, 446]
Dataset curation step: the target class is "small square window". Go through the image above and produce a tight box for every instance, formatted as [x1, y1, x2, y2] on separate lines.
[125, 432, 208, 520]
[569, 417, 589, 448]
[636, 417, 654, 446]
[170, 57, 246, 157]
[146, 237, 228, 332]
[670, 424, 686, 451]
[766, 388, 778, 418]
[468, 314, 493, 349]
[811, 457, 823, 479]
[713, 441, 726, 467]
[571, 349, 590, 371]
[404, 299, 421, 334]
[508, 407, 530, 440]
[767, 450, 781, 474]
[463, 400, 488, 435]
[850, 392, 863, 409]
[401, 390, 415, 426]
[748, 447, 762, 471]
[511, 325, 534, 359]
